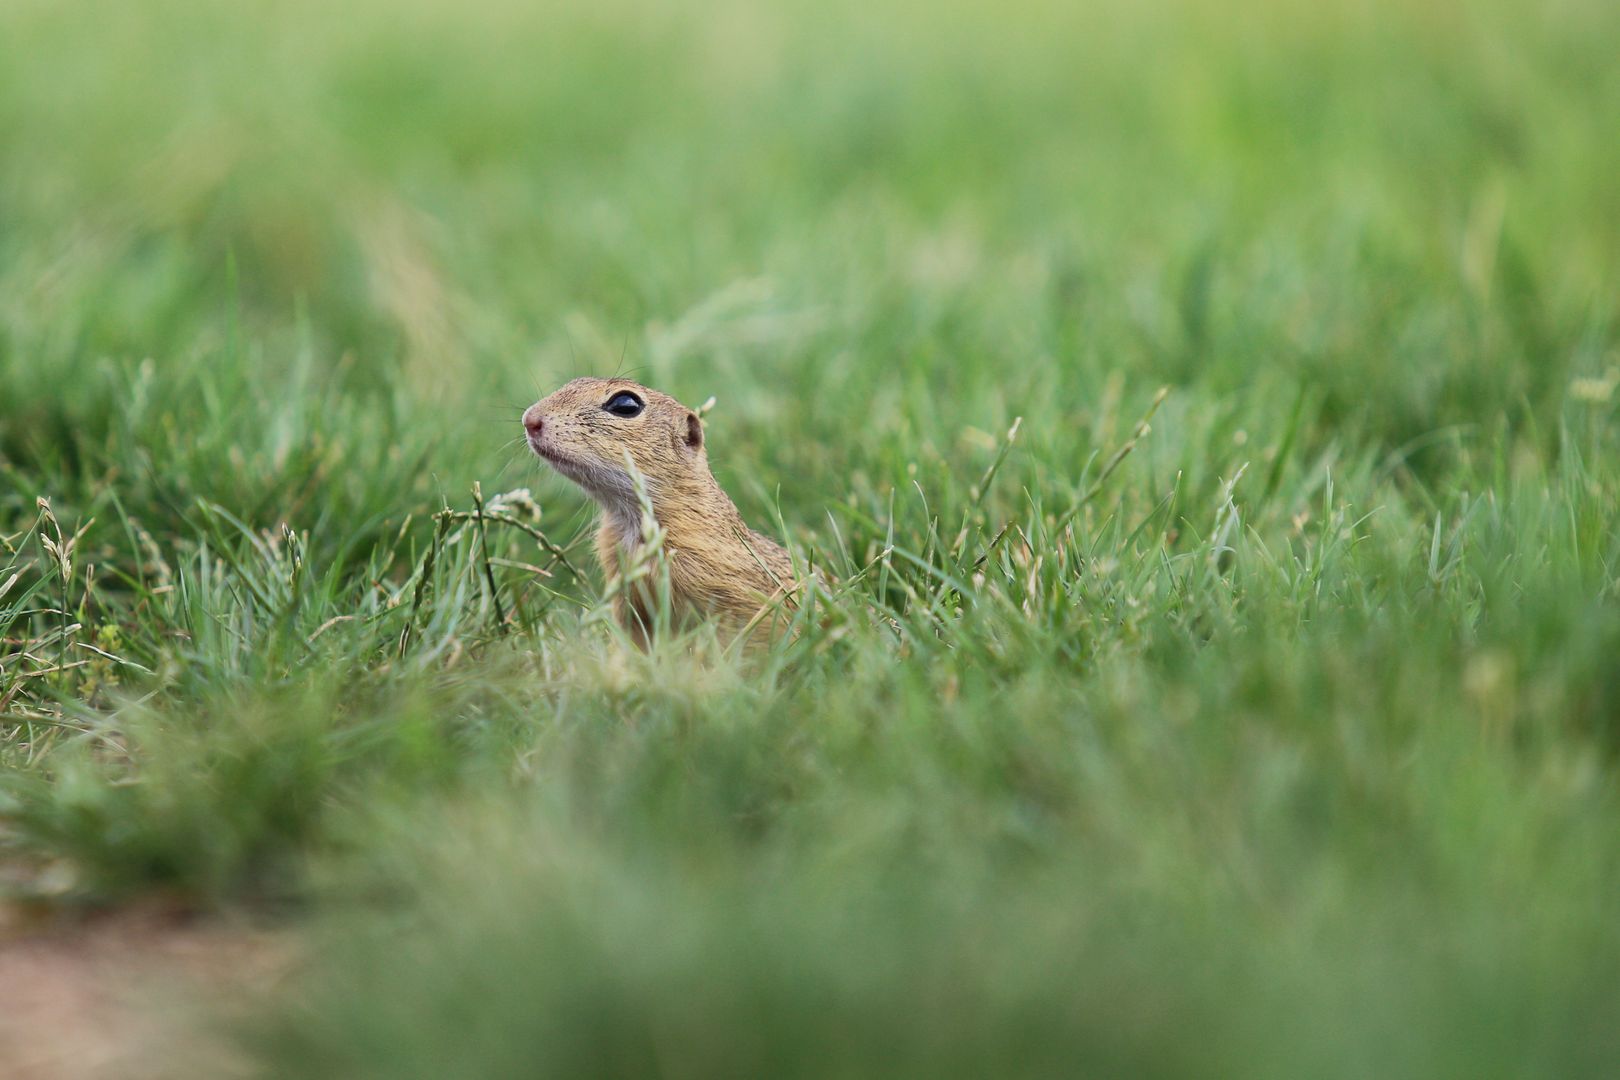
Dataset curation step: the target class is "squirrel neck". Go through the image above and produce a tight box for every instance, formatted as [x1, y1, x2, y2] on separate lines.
[597, 466, 749, 557]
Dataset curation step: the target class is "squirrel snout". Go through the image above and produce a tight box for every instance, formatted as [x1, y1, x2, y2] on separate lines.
[522, 405, 545, 438]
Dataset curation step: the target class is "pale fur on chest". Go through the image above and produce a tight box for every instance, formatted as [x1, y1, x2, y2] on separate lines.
[592, 496, 795, 635]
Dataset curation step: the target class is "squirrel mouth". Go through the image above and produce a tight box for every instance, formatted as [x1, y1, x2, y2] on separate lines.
[529, 437, 595, 486]
[529, 435, 636, 506]
[528, 436, 574, 470]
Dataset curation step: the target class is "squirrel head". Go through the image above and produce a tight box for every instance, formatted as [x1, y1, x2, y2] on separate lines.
[522, 377, 706, 507]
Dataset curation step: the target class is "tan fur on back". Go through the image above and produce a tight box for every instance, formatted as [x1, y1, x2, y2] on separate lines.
[523, 377, 797, 647]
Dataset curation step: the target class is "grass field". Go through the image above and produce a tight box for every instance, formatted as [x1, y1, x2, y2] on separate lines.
[2, 0, 1619, 1074]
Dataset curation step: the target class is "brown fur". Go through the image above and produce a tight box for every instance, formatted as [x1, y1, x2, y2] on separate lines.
[523, 377, 796, 646]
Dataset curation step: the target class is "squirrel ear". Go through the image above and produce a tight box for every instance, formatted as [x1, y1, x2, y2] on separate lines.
[684, 411, 703, 451]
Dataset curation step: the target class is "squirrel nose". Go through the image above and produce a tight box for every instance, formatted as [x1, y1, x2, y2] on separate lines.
[522, 405, 544, 437]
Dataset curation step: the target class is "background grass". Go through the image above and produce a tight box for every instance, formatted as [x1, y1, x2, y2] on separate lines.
[2, 0, 1619, 1075]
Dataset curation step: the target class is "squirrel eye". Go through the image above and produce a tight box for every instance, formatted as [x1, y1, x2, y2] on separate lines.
[602, 391, 644, 418]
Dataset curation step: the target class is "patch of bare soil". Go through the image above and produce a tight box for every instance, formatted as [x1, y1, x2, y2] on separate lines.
[0, 901, 293, 1080]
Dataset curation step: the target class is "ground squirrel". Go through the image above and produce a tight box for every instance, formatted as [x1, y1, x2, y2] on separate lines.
[523, 377, 797, 647]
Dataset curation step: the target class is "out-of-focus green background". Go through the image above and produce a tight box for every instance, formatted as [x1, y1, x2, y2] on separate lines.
[1, 0, 1618, 1075]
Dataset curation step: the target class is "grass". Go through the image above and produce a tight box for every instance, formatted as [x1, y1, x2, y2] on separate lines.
[2, 0, 1619, 1074]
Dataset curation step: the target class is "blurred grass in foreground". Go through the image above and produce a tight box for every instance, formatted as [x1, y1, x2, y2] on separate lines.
[1, 0, 1618, 1075]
